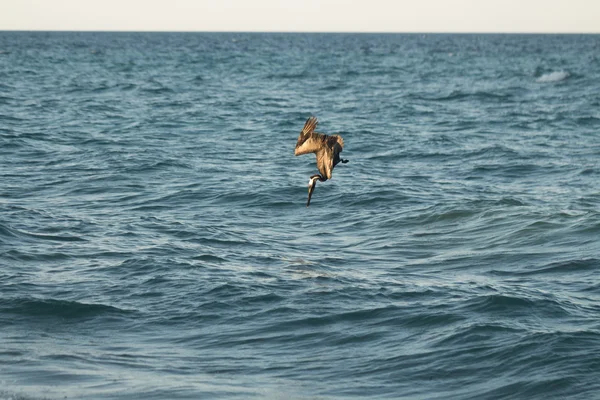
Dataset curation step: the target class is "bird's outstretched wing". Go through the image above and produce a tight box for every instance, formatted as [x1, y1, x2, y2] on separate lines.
[301, 116, 318, 138]
[294, 117, 322, 156]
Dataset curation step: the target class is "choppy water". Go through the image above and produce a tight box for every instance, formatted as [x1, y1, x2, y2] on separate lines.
[1, 32, 600, 399]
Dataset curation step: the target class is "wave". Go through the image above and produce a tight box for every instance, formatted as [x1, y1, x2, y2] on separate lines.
[0, 297, 131, 319]
[408, 90, 513, 103]
[192, 254, 227, 263]
[344, 189, 410, 207]
[536, 70, 570, 83]
[265, 71, 309, 79]
[430, 325, 600, 399]
[574, 116, 600, 127]
[0, 223, 86, 245]
[516, 258, 599, 276]
[434, 322, 523, 347]
[463, 294, 570, 317]
[0, 391, 50, 400]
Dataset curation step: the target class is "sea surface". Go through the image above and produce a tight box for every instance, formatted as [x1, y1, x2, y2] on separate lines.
[1, 32, 600, 399]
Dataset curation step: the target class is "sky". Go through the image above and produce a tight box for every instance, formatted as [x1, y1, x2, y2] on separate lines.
[1, 0, 599, 33]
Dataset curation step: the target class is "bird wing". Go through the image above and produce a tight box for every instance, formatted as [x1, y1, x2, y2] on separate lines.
[294, 117, 321, 156]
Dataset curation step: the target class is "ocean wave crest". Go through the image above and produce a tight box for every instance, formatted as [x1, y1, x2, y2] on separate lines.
[536, 70, 570, 83]
[0, 297, 131, 319]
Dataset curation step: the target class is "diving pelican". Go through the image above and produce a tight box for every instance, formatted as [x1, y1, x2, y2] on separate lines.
[294, 116, 348, 207]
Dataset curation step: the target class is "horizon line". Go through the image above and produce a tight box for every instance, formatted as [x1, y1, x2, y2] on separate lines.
[2, 29, 599, 35]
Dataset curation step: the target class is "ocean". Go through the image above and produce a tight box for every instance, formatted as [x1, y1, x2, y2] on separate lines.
[1, 32, 599, 399]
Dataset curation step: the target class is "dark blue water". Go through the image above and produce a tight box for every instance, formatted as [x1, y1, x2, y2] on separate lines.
[1, 32, 600, 399]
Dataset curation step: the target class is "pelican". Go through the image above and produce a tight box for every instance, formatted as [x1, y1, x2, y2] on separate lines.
[294, 116, 348, 207]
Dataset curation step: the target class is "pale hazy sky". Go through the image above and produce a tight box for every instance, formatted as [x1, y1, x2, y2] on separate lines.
[1, 0, 599, 33]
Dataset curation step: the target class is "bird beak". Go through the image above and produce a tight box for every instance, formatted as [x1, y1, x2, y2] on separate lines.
[306, 179, 317, 207]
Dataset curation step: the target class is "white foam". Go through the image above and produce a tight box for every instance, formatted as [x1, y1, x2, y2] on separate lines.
[537, 70, 570, 83]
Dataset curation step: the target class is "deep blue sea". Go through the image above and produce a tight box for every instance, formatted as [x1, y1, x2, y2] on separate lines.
[1, 32, 600, 399]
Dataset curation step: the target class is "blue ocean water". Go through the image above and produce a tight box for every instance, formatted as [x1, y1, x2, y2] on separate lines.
[1, 32, 600, 399]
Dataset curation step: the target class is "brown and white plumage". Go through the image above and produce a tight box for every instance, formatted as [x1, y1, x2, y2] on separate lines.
[294, 116, 348, 206]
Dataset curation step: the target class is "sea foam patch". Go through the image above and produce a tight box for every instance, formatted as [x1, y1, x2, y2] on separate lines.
[536, 70, 570, 83]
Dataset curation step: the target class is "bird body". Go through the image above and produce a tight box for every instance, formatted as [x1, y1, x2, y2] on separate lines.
[294, 117, 348, 206]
